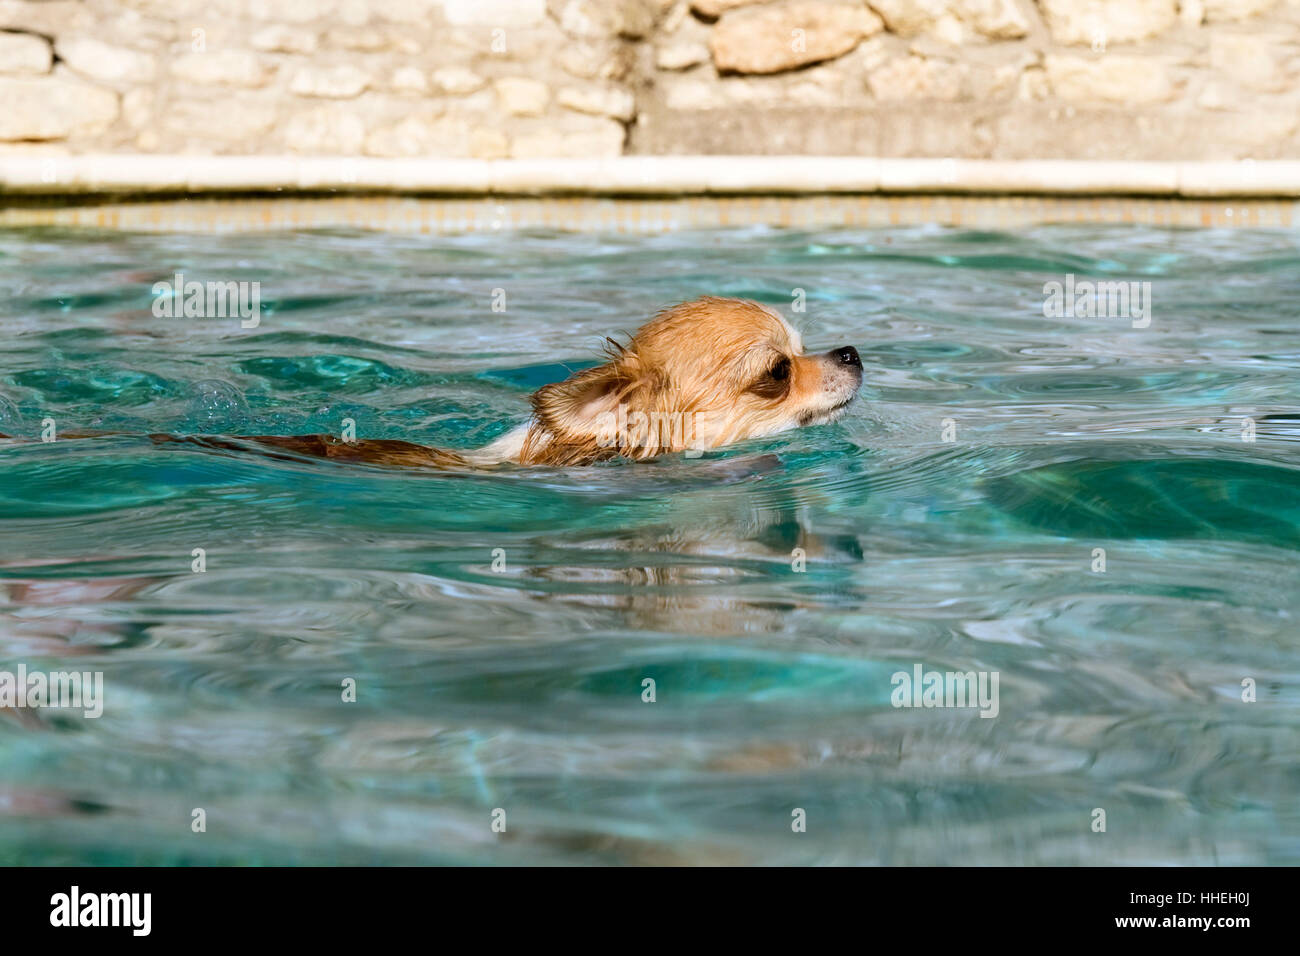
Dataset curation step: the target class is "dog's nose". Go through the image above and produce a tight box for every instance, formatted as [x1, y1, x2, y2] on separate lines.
[833, 346, 861, 368]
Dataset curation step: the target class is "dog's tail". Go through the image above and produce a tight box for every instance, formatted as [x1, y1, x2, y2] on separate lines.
[152, 433, 470, 468]
[1, 431, 470, 468]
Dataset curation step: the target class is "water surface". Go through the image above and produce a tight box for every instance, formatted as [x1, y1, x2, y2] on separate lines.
[0, 225, 1296, 865]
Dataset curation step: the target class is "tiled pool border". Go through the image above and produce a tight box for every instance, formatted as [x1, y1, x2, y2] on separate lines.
[2, 157, 1299, 231]
[2, 193, 1296, 232]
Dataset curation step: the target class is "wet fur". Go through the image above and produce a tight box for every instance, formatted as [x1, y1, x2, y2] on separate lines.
[471, 296, 862, 467]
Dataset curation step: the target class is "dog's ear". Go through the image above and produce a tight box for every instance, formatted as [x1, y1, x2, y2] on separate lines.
[529, 347, 668, 462]
[531, 361, 629, 440]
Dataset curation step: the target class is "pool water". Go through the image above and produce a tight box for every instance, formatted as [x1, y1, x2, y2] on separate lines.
[0, 224, 1296, 865]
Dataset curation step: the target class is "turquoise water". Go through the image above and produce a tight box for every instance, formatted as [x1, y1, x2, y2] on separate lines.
[0, 225, 1296, 865]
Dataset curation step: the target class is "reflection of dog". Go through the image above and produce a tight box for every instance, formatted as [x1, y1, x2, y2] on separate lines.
[483, 452, 866, 635]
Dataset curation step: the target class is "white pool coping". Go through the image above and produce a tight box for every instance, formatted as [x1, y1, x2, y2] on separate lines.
[3, 156, 1300, 197]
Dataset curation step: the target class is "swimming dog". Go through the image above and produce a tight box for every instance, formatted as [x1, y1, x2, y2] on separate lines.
[221, 296, 862, 468]
[4, 297, 862, 468]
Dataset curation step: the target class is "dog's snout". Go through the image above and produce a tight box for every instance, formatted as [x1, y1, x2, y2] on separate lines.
[832, 346, 861, 368]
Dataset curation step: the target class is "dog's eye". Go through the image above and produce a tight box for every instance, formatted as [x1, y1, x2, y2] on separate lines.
[750, 357, 792, 399]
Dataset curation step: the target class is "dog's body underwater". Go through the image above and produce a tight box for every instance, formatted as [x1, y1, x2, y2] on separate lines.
[5, 297, 862, 468]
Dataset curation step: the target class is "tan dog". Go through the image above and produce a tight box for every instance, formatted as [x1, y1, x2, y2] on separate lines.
[9, 297, 862, 469]
[466, 296, 863, 466]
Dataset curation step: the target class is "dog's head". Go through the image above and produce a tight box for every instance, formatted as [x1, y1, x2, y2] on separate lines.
[524, 297, 862, 464]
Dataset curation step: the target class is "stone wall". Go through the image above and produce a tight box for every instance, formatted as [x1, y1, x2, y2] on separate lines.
[0, 0, 1297, 160]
